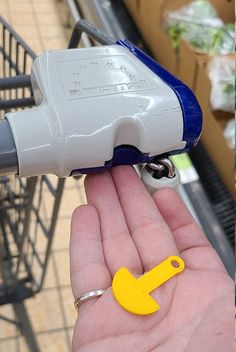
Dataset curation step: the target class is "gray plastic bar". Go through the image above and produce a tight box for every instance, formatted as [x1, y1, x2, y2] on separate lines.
[68, 19, 115, 48]
[0, 74, 31, 90]
[0, 119, 18, 175]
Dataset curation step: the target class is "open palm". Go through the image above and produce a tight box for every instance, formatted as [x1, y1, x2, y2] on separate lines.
[70, 166, 234, 352]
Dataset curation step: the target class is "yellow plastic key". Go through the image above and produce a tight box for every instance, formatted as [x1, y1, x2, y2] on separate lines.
[112, 255, 185, 315]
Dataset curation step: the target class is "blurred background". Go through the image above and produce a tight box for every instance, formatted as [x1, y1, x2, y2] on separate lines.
[0, 0, 234, 351]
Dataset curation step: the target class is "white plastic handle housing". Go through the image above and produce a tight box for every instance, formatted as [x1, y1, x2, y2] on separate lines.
[6, 45, 185, 177]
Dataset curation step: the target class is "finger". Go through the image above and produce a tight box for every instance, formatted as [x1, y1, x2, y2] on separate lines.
[153, 188, 226, 271]
[153, 188, 210, 251]
[111, 166, 179, 271]
[70, 205, 111, 312]
[85, 171, 143, 276]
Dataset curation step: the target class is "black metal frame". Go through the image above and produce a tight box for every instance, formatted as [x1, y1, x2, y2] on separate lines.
[0, 14, 67, 305]
[0, 15, 118, 351]
[0, 15, 66, 351]
[0, 16, 35, 111]
[0, 16, 116, 306]
[0, 17, 115, 111]
[189, 143, 235, 248]
[68, 18, 114, 47]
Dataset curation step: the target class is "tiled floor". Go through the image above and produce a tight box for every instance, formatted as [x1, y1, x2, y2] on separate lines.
[0, 0, 71, 53]
[0, 177, 86, 352]
[0, 1, 85, 351]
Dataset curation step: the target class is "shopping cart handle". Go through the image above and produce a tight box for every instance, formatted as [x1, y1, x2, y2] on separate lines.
[0, 120, 18, 175]
[2, 20, 202, 178]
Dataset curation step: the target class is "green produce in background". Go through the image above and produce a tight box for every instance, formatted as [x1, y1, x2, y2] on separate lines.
[208, 55, 235, 113]
[165, 0, 234, 54]
[165, 0, 235, 113]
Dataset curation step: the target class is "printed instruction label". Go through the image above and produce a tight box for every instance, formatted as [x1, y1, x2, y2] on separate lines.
[56, 55, 160, 100]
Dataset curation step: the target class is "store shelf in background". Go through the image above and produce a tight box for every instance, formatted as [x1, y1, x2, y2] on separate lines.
[123, 0, 234, 86]
[195, 62, 234, 195]
[123, 0, 235, 195]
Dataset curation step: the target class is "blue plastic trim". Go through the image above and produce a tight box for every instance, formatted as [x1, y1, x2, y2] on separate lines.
[116, 39, 202, 152]
[70, 145, 153, 175]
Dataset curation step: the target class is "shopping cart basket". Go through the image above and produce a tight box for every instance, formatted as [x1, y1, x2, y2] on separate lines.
[0, 16, 114, 351]
[0, 16, 65, 351]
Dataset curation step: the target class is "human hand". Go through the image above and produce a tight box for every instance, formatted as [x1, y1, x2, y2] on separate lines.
[70, 166, 234, 352]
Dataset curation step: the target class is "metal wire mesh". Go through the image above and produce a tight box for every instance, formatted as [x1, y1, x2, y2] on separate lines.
[0, 16, 35, 113]
[189, 142, 235, 249]
[0, 16, 65, 305]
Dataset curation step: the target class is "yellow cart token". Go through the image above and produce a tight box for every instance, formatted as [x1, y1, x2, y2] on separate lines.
[112, 255, 185, 315]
